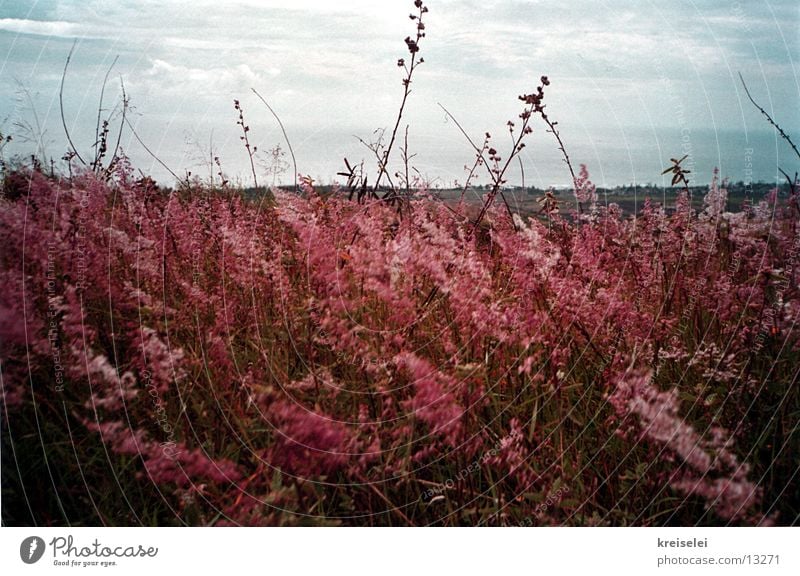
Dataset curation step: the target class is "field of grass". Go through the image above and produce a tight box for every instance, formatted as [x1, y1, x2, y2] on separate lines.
[1, 163, 798, 526]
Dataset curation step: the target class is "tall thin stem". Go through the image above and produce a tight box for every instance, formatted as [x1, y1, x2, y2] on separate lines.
[60, 40, 86, 166]
[252, 88, 298, 193]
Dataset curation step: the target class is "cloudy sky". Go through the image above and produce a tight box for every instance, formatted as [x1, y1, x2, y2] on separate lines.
[1, 0, 797, 188]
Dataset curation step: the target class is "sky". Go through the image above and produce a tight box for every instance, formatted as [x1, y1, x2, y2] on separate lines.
[0, 0, 798, 189]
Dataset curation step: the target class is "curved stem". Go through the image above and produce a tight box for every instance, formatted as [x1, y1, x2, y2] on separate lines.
[60, 40, 86, 166]
[252, 88, 298, 192]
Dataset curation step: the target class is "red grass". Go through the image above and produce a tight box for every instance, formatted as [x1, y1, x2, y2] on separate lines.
[1, 161, 798, 526]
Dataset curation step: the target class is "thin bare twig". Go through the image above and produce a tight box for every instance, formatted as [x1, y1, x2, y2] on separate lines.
[104, 77, 128, 179]
[356, 131, 395, 191]
[13, 82, 48, 164]
[459, 144, 487, 207]
[401, 124, 413, 200]
[540, 114, 579, 213]
[124, 117, 180, 183]
[514, 140, 526, 192]
[437, 103, 517, 229]
[739, 72, 800, 161]
[779, 167, 798, 200]
[437, 103, 485, 159]
[375, 1, 428, 196]
[251, 88, 298, 193]
[234, 99, 259, 189]
[60, 40, 86, 166]
[510, 125, 526, 207]
[94, 55, 119, 168]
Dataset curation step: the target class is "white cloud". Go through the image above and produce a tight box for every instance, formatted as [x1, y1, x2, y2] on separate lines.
[0, 18, 82, 38]
[140, 59, 280, 94]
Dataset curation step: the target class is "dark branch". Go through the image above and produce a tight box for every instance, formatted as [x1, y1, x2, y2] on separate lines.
[94, 55, 119, 168]
[739, 72, 800, 161]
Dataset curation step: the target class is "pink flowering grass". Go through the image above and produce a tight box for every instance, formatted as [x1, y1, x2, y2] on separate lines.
[1, 159, 797, 527]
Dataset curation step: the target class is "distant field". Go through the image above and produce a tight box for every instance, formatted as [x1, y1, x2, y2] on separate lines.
[424, 181, 789, 217]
